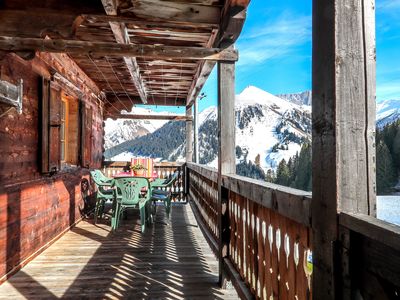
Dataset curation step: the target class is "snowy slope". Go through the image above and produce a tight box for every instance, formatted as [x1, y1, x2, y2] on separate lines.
[377, 99, 400, 128]
[104, 107, 179, 149]
[234, 86, 311, 171]
[105, 86, 312, 174]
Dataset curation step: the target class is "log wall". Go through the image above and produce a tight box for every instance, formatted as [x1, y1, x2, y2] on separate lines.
[0, 52, 104, 282]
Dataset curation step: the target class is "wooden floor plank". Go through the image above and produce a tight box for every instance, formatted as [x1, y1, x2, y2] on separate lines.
[0, 205, 238, 299]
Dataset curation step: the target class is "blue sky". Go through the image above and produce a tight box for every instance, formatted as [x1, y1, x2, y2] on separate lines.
[140, 0, 399, 113]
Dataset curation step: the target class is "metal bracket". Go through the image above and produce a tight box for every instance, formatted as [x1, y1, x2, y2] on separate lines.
[0, 78, 23, 114]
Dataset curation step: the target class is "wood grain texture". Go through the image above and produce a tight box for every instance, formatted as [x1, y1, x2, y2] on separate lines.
[0, 0, 250, 110]
[217, 61, 236, 175]
[0, 205, 239, 300]
[0, 37, 239, 61]
[312, 0, 376, 298]
[188, 164, 313, 299]
[0, 169, 90, 282]
[0, 51, 103, 281]
[186, 106, 193, 162]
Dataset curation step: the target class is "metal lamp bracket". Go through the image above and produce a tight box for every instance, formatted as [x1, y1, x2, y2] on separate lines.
[0, 78, 23, 114]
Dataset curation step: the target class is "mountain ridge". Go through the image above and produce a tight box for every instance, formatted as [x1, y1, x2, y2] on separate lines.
[104, 87, 400, 176]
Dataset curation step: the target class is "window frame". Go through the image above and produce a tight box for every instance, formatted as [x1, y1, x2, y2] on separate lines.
[60, 95, 69, 163]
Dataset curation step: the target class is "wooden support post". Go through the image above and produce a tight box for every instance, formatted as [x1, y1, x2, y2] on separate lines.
[217, 61, 236, 287]
[186, 106, 193, 162]
[312, 0, 376, 298]
[193, 96, 199, 163]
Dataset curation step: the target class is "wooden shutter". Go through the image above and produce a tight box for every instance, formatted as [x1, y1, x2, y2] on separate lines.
[79, 99, 85, 167]
[85, 106, 93, 168]
[79, 101, 92, 168]
[39, 77, 50, 173]
[48, 83, 61, 172]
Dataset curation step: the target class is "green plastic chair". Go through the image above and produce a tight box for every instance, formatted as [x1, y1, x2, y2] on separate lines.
[90, 170, 114, 224]
[150, 171, 179, 219]
[113, 177, 152, 233]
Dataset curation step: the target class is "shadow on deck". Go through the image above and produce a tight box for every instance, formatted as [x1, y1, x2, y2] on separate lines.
[0, 205, 238, 299]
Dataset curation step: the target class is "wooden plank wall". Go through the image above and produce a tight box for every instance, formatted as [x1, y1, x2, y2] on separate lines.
[0, 52, 103, 282]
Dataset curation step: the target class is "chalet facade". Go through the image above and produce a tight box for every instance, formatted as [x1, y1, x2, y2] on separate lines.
[0, 51, 104, 279]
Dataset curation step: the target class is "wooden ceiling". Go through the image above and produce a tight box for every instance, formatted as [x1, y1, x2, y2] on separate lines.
[0, 0, 250, 116]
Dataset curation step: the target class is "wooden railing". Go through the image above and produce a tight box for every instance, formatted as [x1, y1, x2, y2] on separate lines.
[338, 213, 400, 299]
[103, 161, 186, 203]
[187, 163, 313, 299]
[188, 164, 219, 247]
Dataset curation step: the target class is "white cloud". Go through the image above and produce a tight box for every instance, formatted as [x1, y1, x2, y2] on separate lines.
[237, 13, 311, 67]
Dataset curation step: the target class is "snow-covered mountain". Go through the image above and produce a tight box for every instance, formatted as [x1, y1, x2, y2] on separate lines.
[275, 92, 400, 128]
[104, 87, 400, 175]
[377, 99, 400, 128]
[233, 86, 311, 171]
[277, 91, 312, 106]
[104, 107, 176, 149]
[105, 86, 312, 174]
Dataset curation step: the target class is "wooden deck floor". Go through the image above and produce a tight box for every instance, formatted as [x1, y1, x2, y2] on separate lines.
[0, 205, 238, 299]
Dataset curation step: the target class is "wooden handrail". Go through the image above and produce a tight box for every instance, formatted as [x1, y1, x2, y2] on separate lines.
[339, 212, 400, 251]
[187, 162, 312, 226]
[186, 162, 218, 183]
[103, 160, 185, 168]
[339, 212, 400, 295]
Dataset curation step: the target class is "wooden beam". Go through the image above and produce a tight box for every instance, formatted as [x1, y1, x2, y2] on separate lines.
[216, 0, 250, 48]
[0, 37, 238, 61]
[83, 14, 219, 29]
[218, 62, 236, 175]
[105, 94, 186, 106]
[193, 96, 199, 163]
[105, 113, 189, 121]
[186, 106, 193, 162]
[312, 0, 376, 298]
[186, 29, 218, 107]
[116, 0, 220, 25]
[186, 61, 216, 106]
[0, 4, 218, 40]
[101, 0, 148, 104]
[217, 61, 236, 287]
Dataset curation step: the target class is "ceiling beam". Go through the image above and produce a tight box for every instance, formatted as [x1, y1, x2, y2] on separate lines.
[105, 113, 190, 121]
[101, 0, 148, 104]
[105, 94, 186, 106]
[185, 0, 250, 106]
[186, 61, 216, 106]
[186, 28, 218, 106]
[82, 14, 219, 28]
[217, 0, 250, 48]
[0, 37, 238, 61]
[117, 0, 220, 25]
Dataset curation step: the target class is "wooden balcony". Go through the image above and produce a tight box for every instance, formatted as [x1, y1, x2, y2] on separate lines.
[1, 0, 400, 299]
[2, 161, 398, 299]
[0, 200, 239, 299]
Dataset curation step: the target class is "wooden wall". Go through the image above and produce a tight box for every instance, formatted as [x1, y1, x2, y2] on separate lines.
[0, 52, 104, 282]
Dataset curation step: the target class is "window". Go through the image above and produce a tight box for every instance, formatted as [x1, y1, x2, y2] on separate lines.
[61, 92, 79, 166]
[60, 98, 67, 162]
[40, 77, 90, 173]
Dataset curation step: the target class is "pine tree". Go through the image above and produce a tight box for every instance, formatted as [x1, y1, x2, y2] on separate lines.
[275, 159, 290, 186]
[376, 140, 397, 194]
[294, 142, 312, 191]
[392, 126, 400, 171]
[265, 169, 275, 183]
